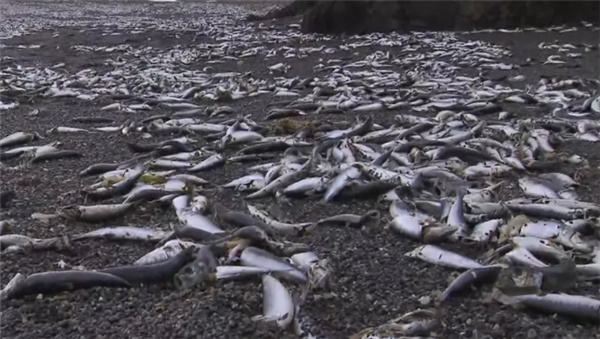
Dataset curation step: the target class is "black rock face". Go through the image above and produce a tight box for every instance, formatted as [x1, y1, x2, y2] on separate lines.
[255, 0, 600, 34]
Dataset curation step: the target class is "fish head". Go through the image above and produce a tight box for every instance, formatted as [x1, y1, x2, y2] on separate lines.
[308, 259, 332, 290]
[56, 205, 82, 220]
[567, 232, 594, 254]
[173, 260, 212, 290]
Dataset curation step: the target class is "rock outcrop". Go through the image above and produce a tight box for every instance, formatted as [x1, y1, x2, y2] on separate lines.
[246, 1, 319, 22]
[247, 0, 600, 34]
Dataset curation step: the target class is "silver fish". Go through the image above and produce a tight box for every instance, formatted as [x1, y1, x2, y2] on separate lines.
[405, 245, 483, 270]
[252, 275, 295, 329]
[72, 226, 167, 242]
[240, 246, 307, 284]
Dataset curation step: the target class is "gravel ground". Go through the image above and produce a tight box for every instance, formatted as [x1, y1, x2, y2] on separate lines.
[1, 1, 600, 339]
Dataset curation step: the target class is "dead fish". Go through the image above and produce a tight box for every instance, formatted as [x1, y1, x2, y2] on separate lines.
[519, 220, 591, 253]
[447, 190, 470, 242]
[190, 195, 210, 215]
[0, 234, 70, 252]
[240, 246, 307, 284]
[405, 245, 483, 270]
[173, 246, 219, 290]
[170, 219, 223, 243]
[247, 204, 313, 234]
[493, 291, 600, 321]
[7, 271, 131, 299]
[388, 213, 458, 244]
[79, 163, 121, 177]
[177, 207, 226, 236]
[58, 203, 136, 222]
[123, 186, 171, 204]
[434, 146, 497, 164]
[246, 166, 310, 200]
[48, 126, 92, 134]
[237, 141, 291, 155]
[72, 227, 168, 242]
[283, 176, 329, 197]
[0, 132, 38, 148]
[168, 173, 210, 186]
[101, 246, 195, 285]
[438, 265, 503, 303]
[189, 154, 226, 172]
[351, 309, 440, 339]
[31, 150, 82, 163]
[505, 203, 585, 220]
[252, 274, 295, 330]
[314, 210, 380, 229]
[223, 173, 265, 192]
[82, 165, 145, 201]
[323, 164, 361, 202]
[149, 159, 193, 170]
[510, 237, 570, 262]
[215, 266, 274, 281]
[463, 219, 502, 243]
[213, 203, 277, 236]
[0, 150, 25, 161]
[135, 240, 199, 265]
[504, 247, 549, 268]
[518, 177, 559, 199]
[290, 252, 332, 290]
[337, 180, 400, 200]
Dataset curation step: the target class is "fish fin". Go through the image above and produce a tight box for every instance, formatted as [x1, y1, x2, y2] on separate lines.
[252, 314, 280, 326]
[490, 288, 523, 308]
[250, 315, 266, 322]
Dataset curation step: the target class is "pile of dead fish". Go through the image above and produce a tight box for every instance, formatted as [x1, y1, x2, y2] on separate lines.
[3, 97, 600, 335]
[3, 1, 600, 337]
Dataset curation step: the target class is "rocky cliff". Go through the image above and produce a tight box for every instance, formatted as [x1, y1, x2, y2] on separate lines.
[247, 0, 600, 34]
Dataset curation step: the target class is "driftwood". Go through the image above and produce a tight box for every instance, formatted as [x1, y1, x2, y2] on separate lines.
[247, 0, 600, 34]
